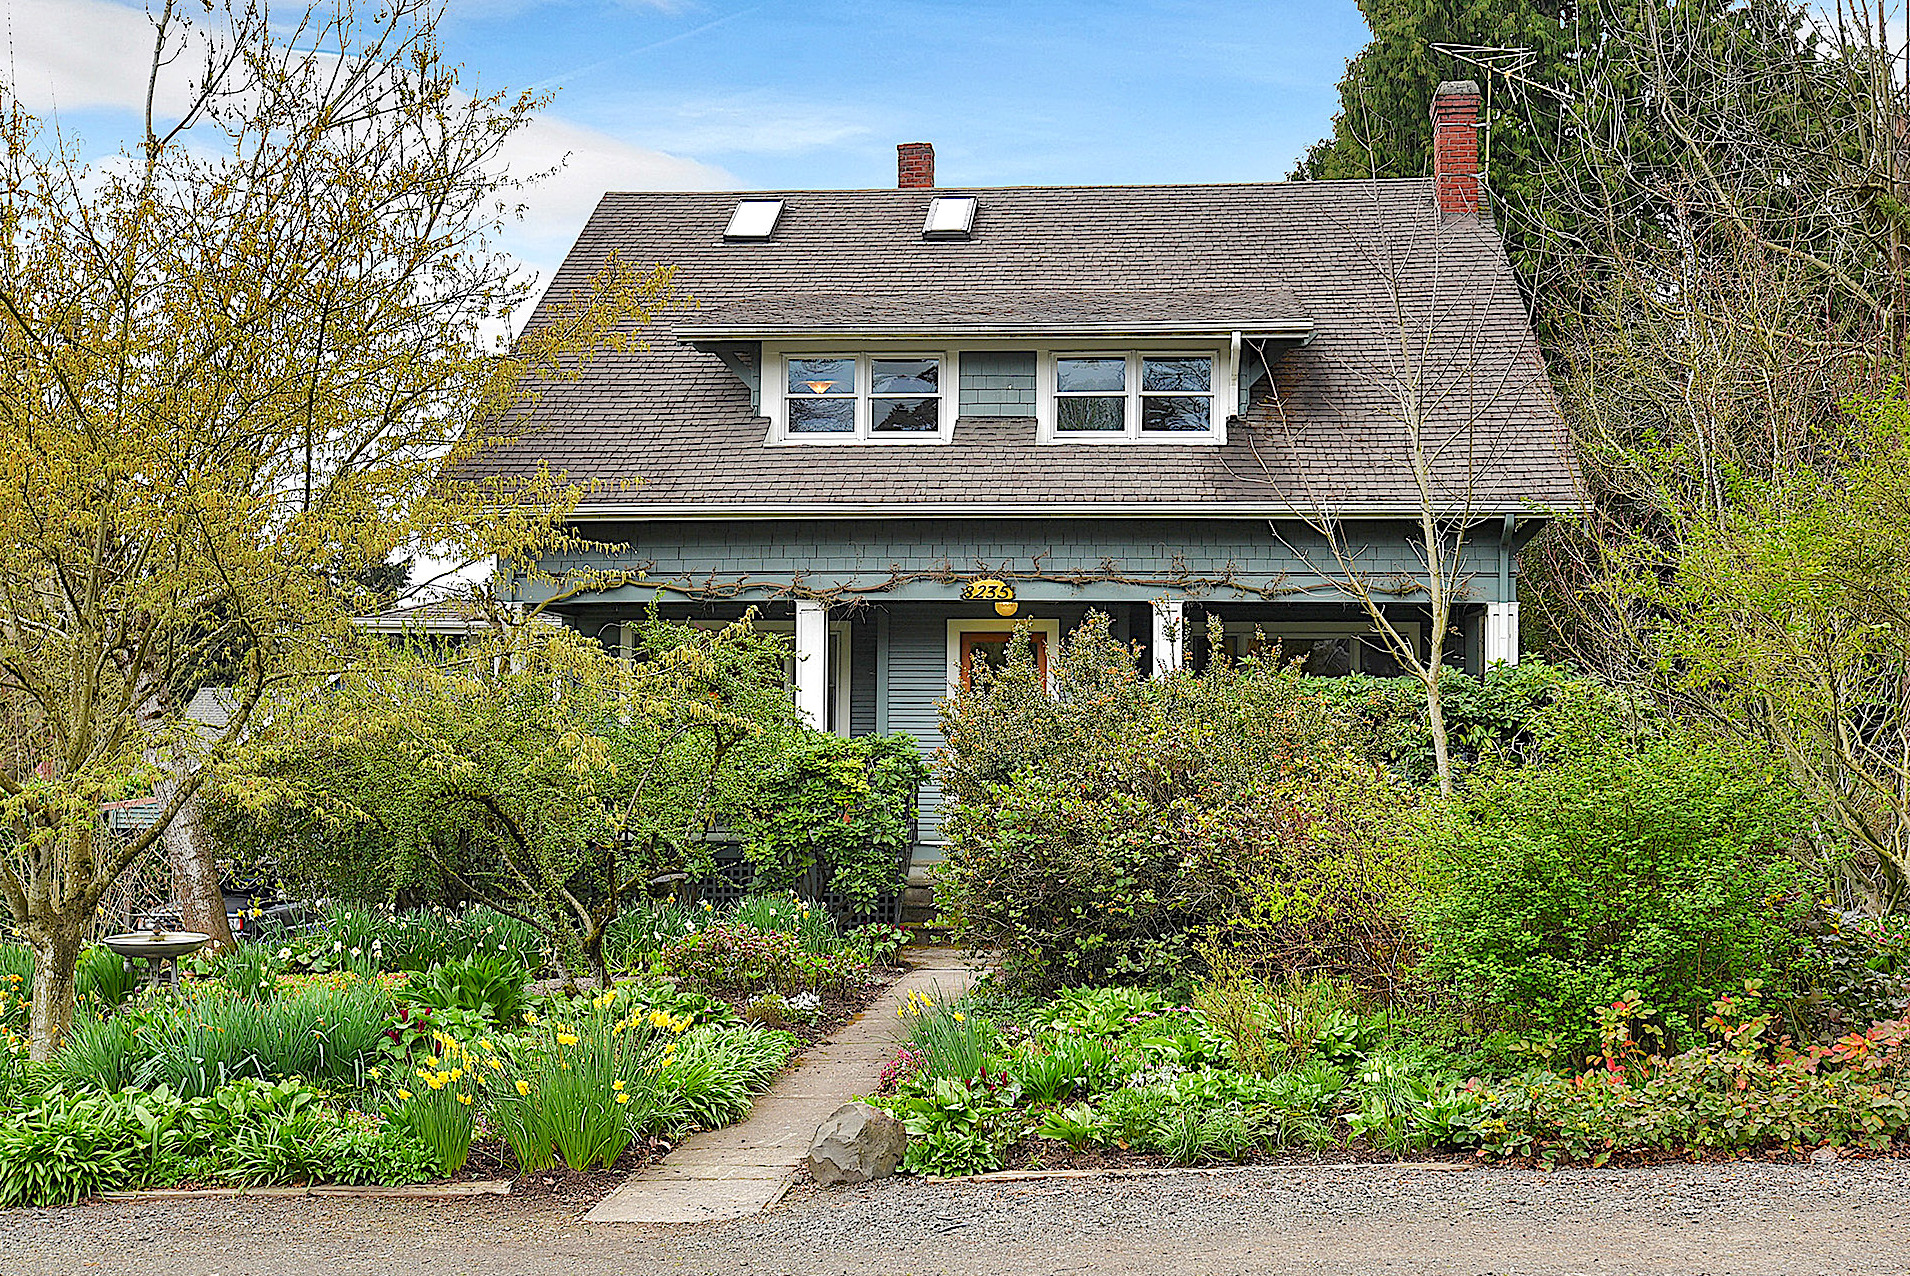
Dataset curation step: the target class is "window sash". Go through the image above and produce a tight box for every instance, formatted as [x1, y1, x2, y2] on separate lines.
[1051, 352, 1216, 439]
[780, 353, 946, 441]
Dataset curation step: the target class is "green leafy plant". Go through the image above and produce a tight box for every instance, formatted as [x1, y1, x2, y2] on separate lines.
[1416, 700, 1815, 1055]
[1034, 1101, 1110, 1152]
[0, 1090, 143, 1205]
[405, 952, 530, 1024]
[731, 734, 926, 915]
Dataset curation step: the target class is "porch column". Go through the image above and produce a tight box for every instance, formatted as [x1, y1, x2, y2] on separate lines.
[1484, 600, 1520, 667]
[794, 599, 829, 727]
[1150, 598, 1185, 678]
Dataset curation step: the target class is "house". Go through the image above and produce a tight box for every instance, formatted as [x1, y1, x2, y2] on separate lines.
[463, 81, 1578, 890]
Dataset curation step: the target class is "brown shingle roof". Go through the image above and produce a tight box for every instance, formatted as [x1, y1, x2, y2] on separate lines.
[462, 179, 1579, 516]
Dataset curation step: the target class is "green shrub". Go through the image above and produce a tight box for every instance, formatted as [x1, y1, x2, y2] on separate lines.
[1416, 701, 1816, 1053]
[730, 735, 926, 914]
[937, 614, 1421, 991]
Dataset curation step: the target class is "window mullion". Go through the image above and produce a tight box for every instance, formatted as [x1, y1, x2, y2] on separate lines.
[1128, 352, 1141, 440]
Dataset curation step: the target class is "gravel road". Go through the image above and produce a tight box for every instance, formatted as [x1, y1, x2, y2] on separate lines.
[5, 1158, 1907, 1275]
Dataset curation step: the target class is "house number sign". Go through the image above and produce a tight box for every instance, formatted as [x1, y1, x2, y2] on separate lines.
[960, 578, 1015, 601]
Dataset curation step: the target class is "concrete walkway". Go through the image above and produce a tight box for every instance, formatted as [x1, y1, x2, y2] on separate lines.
[585, 947, 978, 1224]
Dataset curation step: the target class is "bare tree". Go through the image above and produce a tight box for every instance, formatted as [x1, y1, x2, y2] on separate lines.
[1243, 136, 1554, 796]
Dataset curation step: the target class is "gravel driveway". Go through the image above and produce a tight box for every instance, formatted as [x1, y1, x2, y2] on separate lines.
[5, 1158, 1907, 1275]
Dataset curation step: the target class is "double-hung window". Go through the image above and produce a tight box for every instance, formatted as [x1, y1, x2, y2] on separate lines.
[781, 353, 947, 441]
[1049, 351, 1221, 441]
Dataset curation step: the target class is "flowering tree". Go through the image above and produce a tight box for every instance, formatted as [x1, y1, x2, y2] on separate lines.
[0, 0, 671, 1056]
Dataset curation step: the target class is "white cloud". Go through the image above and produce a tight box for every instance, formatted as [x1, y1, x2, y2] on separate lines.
[621, 93, 872, 156]
[0, 0, 209, 119]
[0, 0, 735, 288]
[494, 109, 734, 285]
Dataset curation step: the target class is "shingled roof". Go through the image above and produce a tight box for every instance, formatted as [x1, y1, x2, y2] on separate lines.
[462, 179, 1579, 517]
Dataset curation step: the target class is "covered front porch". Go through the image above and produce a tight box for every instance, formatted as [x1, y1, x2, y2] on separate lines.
[548, 591, 1517, 882]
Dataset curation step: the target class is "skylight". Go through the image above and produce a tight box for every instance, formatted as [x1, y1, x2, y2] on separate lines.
[724, 199, 784, 241]
[922, 195, 977, 241]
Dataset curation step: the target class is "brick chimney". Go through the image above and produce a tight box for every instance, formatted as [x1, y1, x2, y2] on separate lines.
[1430, 81, 1482, 217]
[897, 142, 934, 189]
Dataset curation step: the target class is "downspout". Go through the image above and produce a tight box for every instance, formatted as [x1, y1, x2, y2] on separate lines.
[1230, 330, 1243, 416]
[1498, 512, 1515, 606]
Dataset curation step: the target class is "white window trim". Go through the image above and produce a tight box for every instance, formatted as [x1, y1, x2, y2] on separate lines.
[1038, 346, 1232, 445]
[945, 617, 1062, 695]
[639, 619, 853, 734]
[767, 346, 957, 445]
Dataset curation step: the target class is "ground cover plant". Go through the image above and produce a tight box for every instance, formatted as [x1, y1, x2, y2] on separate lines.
[868, 971, 1910, 1176]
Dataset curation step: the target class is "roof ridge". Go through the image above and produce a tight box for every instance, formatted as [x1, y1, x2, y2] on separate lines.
[592, 177, 1435, 198]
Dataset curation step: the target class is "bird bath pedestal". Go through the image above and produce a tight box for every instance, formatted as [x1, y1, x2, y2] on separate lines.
[102, 930, 212, 990]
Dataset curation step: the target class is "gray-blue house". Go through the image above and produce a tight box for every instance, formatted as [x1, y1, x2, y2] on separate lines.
[467, 82, 1578, 881]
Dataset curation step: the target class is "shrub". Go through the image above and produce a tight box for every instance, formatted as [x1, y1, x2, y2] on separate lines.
[659, 923, 869, 998]
[938, 616, 1419, 990]
[1416, 700, 1816, 1054]
[730, 735, 927, 915]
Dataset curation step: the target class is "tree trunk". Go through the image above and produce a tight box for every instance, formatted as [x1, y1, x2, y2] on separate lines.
[1424, 668, 1454, 799]
[133, 667, 234, 952]
[28, 928, 83, 1061]
[160, 777, 234, 950]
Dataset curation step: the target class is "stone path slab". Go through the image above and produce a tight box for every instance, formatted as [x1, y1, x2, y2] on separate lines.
[584, 948, 977, 1224]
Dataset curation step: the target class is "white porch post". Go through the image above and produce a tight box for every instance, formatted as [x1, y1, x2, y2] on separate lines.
[794, 599, 830, 728]
[1150, 598, 1185, 678]
[1484, 600, 1520, 668]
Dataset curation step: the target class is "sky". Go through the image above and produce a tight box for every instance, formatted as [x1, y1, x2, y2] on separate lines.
[0, 0, 1370, 287]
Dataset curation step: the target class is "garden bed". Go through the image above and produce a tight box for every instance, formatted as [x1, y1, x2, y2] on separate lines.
[0, 895, 904, 1209]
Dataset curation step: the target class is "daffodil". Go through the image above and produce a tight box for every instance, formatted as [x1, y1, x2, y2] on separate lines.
[515, 1079, 530, 1096]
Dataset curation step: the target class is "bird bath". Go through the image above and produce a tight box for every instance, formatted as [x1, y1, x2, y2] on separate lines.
[102, 930, 212, 990]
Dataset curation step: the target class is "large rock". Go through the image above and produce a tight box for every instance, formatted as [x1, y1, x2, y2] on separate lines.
[803, 1102, 907, 1185]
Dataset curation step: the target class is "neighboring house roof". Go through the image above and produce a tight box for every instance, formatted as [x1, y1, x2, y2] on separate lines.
[462, 179, 1578, 517]
[184, 686, 241, 734]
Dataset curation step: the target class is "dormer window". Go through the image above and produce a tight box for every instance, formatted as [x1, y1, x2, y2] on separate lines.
[774, 351, 953, 443]
[1045, 351, 1221, 442]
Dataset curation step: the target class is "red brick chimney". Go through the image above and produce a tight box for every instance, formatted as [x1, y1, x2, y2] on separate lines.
[897, 142, 934, 189]
[1430, 81, 1482, 217]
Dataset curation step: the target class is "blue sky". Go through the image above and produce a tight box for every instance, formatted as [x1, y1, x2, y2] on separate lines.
[4, 0, 1369, 279]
